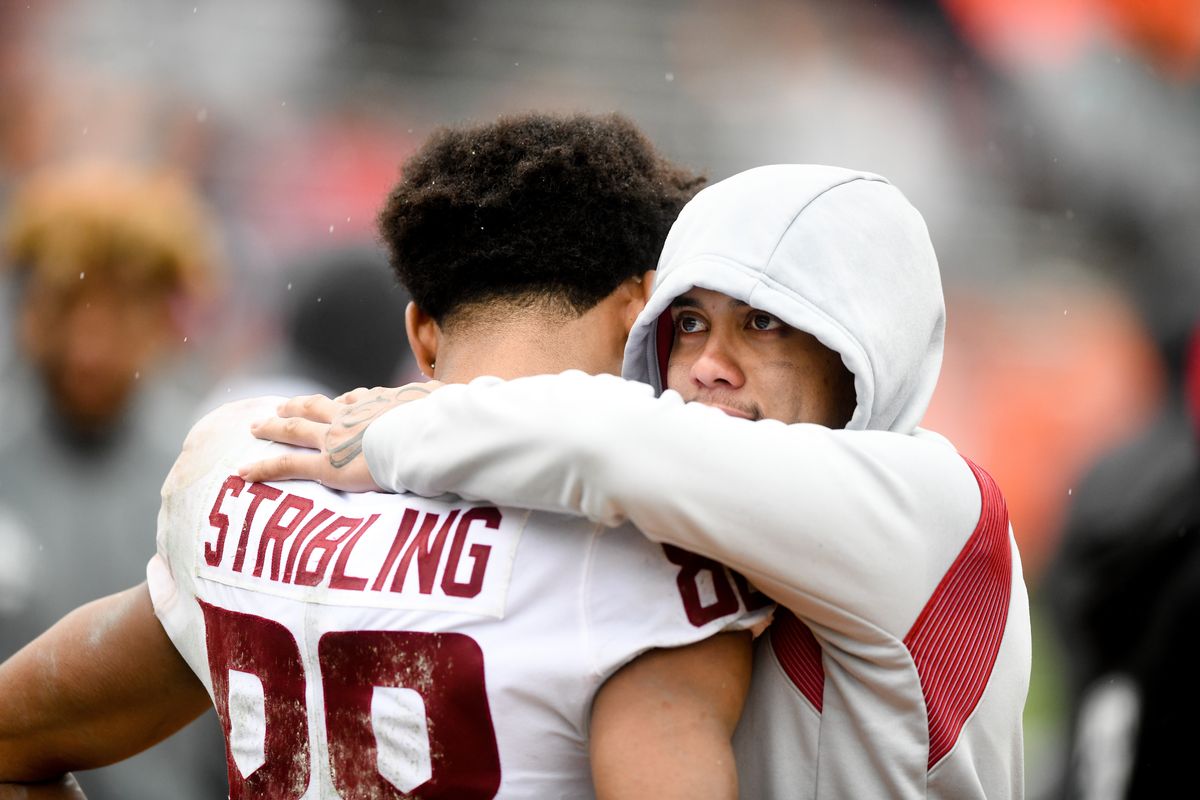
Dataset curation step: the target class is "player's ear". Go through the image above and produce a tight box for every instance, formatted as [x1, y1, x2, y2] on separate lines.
[638, 270, 656, 305]
[621, 270, 656, 332]
[405, 301, 441, 379]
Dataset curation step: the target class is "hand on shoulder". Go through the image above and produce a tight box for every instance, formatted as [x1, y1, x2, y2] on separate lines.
[238, 382, 443, 491]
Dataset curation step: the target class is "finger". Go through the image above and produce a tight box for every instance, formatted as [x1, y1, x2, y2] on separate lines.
[250, 416, 328, 450]
[238, 452, 326, 484]
[275, 394, 338, 423]
[335, 387, 372, 404]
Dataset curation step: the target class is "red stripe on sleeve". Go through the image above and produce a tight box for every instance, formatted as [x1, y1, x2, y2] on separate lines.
[771, 609, 825, 712]
[903, 459, 1012, 769]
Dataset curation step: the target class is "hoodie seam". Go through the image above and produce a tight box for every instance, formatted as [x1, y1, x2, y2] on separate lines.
[760, 174, 888, 281]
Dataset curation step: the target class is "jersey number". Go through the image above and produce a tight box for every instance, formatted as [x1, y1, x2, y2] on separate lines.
[663, 544, 770, 626]
[199, 601, 502, 799]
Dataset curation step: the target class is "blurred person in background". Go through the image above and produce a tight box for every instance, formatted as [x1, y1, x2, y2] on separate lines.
[198, 244, 417, 413]
[0, 161, 227, 800]
[1045, 318, 1200, 800]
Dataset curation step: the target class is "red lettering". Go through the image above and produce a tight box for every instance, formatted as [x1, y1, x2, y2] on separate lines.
[392, 510, 459, 595]
[283, 508, 335, 583]
[371, 509, 420, 592]
[253, 494, 315, 580]
[441, 508, 499, 599]
[205, 475, 245, 567]
[232, 482, 283, 573]
[293, 516, 362, 587]
[329, 514, 379, 591]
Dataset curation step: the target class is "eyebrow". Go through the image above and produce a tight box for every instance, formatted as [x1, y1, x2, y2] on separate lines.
[670, 295, 750, 311]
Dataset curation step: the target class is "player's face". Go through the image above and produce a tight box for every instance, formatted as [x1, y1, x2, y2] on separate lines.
[665, 288, 855, 426]
[20, 275, 172, 433]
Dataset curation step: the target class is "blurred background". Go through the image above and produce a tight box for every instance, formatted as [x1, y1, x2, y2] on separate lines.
[0, 0, 1196, 797]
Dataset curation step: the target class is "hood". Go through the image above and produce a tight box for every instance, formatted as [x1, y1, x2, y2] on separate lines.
[622, 164, 945, 433]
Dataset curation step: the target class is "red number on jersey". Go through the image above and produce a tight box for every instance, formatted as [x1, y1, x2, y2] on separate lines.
[662, 544, 742, 626]
[200, 601, 502, 798]
[320, 630, 501, 799]
[201, 601, 310, 800]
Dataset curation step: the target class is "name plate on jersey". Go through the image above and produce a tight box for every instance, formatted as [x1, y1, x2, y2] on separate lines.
[193, 475, 527, 618]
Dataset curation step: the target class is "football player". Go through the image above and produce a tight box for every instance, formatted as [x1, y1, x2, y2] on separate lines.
[0, 114, 769, 799]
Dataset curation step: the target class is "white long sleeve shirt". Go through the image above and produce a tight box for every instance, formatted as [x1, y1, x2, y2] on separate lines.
[363, 371, 1031, 798]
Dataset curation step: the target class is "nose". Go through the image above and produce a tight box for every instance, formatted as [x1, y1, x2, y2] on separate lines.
[62, 301, 122, 373]
[690, 332, 744, 389]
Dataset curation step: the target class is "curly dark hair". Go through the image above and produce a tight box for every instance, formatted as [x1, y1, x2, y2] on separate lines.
[378, 112, 704, 324]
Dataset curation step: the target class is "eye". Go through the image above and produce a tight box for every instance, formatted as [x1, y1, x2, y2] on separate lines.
[748, 312, 782, 331]
[676, 313, 708, 334]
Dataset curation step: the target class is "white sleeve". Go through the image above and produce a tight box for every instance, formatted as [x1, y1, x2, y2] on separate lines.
[363, 371, 982, 638]
[585, 525, 772, 680]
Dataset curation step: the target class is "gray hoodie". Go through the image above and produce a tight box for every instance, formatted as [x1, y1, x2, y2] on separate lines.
[625, 164, 944, 434]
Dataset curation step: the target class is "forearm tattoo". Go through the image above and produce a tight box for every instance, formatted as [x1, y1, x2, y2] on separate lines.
[327, 386, 433, 469]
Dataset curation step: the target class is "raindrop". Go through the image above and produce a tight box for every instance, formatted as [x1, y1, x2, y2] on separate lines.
[287, 282, 293, 291]
[328, 224, 335, 234]
[183, 336, 189, 343]
[1063, 309, 1068, 316]
[1068, 488, 1073, 496]
[346, 216, 351, 222]
[281, 100, 287, 107]
[665, 72, 675, 82]
[79, 271, 85, 280]
[196, 108, 208, 123]
[317, 297, 323, 303]
[82, 126, 88, 136]
[134, 371, 141, 380]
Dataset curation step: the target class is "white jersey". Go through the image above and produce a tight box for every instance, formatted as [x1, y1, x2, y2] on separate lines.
[148, 398, 768, 800]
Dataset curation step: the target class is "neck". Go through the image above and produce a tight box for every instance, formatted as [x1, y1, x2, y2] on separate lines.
[433, 312, 621, 383]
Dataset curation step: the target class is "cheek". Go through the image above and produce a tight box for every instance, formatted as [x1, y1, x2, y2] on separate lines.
[664, 358, 692, 394]
[757, 367, 809, 423]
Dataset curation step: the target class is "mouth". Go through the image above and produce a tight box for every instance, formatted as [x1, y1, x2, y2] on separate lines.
[696, 399, 759, 421]
[713, 404, 754, 420]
